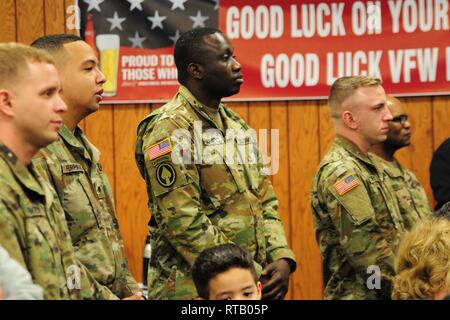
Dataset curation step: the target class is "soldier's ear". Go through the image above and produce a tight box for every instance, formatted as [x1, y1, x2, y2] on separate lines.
[0, 89, 14, 118]
[187, 62, 204, 80]
[342, 110, 358, 130]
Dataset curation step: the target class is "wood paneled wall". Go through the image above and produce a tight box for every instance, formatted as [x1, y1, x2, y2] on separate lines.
[1, 0, 449, 300]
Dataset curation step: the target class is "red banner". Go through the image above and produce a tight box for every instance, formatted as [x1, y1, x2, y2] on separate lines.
[221, 0, 450, 100]
[80, 0, 450, 103]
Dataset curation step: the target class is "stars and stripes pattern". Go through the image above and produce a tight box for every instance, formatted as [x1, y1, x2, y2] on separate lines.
[148, 138, 172, 160]
[79, 0, 219, 49]
[334, 175, 360, 196]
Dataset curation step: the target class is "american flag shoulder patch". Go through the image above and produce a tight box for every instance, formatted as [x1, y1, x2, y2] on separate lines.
[334, 174, 360, 196]
[147, 138, 172, 160]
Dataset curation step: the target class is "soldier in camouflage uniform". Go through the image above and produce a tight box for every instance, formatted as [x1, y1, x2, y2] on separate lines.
[311, 76, 407, 299]
[135, 28, 296, 300]
[31, 35, 141, 299]
[0, 43, 114, 299]
[370, 95, 431, 229]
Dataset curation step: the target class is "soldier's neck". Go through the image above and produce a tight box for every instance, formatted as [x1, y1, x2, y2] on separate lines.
[370, 143, 395, 162]
[337, 130, 370, 155]
[61, 107, 84, 132]
[187, 85, 221, 110]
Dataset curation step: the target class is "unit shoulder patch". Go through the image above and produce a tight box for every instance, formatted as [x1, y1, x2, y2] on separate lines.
[156, 162, 177, 188]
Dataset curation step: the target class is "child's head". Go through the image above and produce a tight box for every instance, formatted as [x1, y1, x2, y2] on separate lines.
[192, 244, 261, 300]
[392, 217, 450, 300]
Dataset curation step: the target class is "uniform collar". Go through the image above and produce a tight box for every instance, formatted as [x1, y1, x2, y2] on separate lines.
[58, 124, 100, 164]
[0, 139, 44, 197]
[177, 85, 225, 128]
[369, 153, 404, 178]
[335, 135, 375, 168]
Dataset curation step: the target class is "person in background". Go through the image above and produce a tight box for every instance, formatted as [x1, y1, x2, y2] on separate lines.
[0, 43, 110, 299]
[370, 95, 431, 229]
[31, 34, 142, 300]
[136, 27, 296, 300]
[192, 244, 262, 300]
[311, 76, 404, 299]
[392, 216, 450, 300]
[0, 245, 43, 300]
[430, 138, 450, 211]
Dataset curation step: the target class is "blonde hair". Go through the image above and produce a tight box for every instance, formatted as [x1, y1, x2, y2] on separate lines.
[0, 42, 55, 89]
[392, 217, 450, 300]
[328, 76, 381, 118]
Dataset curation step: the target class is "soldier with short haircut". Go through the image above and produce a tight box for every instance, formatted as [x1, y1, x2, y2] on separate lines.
[31, 34, 141, 300]
[370, 95, 431, 228]
[136, 28, 296, 300]
[311, 76, 405, 299]
[0, 43, 110, 299]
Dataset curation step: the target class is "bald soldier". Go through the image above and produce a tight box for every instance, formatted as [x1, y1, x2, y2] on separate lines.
[136, 28, 296, 300]
[31, 34, 141, 300]
[0, 43, 113, 299]
[311, 76, 406, 299]
[370, 96, 431, 229]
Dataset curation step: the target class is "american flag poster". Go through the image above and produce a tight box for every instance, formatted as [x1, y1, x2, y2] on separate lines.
[79, 0, 450, 103]
[79, 0, 219, 103]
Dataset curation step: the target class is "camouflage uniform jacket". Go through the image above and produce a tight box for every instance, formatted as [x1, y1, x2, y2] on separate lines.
[0, 140, 114, 299]
[369, 153, 431, 229]
[33, 125, 139, 299]
[311, 136, 406, 300]
[136, 86, 296, 299]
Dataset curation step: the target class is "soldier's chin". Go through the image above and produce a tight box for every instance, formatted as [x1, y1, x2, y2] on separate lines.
[87, 102, 100, 114]
[233, 83, 243, 93]
[378, 134, 388, 142]
[224, 86, 241, 97]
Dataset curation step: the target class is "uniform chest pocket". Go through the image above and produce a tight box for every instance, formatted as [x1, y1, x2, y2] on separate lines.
[24, 209, 58, 268]
[236, 136, 261, 192]
[199, 132, 240, 208]
[367, 176, 403, 230]
[61, 163, 101, 238]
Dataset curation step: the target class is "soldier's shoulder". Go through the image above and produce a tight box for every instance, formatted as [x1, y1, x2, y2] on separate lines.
[139, 100, 194, 134]
[222, 105, 252, 130]
[138, 106, 196, 150]
[33, 140, 68, 170]
[316, 147, 361, 182]
[0, 165, 18, 202]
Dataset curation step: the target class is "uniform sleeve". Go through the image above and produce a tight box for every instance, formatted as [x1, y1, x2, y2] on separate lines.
[139, 117, 264, 271]
[109, 218, 141, 297]
[258, 173, 296, 270]
[76, 262, 120, 300]
[0, 201, 27, 269]
[99, 171, 141, 298]
[406, 170, 432, 216]
[315, 168, 395, 297]
[0, 245, 43, 300]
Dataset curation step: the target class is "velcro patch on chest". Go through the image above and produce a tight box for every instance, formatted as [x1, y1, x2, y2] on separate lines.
[334, 174, 360, 196]
[62, 163, 84, 174]
[147, 138, 172, 160]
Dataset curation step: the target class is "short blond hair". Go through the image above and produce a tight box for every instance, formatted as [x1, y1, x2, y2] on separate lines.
[328, 76, 382, 118]
[0, 42, 55, 89]
[392, 217, 450, 300]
